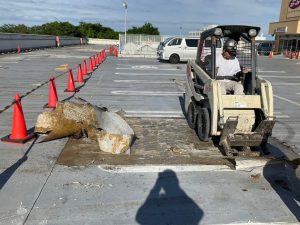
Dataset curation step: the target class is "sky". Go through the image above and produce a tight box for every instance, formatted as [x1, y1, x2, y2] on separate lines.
[0, 0, 282, 38]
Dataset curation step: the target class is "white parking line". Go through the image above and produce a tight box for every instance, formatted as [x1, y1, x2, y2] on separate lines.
[115, 72, 184, 76]
[117, 58, 152, 61]
[258, 75, 299, 78]
[111, 91, 184, 96]
[0, 62, 19, 64]
[125, 114, 184, 118]
[116, 64, 161, 68]
[258, 70, 286, 73]
[124, 110, 184, 118]
[271, 83, 300, 85]
[274, 94, 300, 107]
[116, 67, 178, 71]
[275, 115, 290, 118]
[274, 112, 290, 118]
[274, 111, 290, 118]
[126, 110, 183, 114]
[114, 80, 174, 84]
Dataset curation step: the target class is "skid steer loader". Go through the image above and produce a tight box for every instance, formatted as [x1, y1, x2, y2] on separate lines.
[185, 25, 275, 156]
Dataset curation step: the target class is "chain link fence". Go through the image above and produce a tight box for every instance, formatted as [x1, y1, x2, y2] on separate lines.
[119, 34, 170, 57]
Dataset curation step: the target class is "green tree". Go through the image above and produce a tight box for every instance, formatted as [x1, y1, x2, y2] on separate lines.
[33, 22, 77, 36]
[0, 24, 30, 33]
[127, 22, 159, 35]
[0, 21, 121, 39]
[78, 22, 118, 39]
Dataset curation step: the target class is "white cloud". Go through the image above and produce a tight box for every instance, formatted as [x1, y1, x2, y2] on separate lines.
[0, 0, 281, 37]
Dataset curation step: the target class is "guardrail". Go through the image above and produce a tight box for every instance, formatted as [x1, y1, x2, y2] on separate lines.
[0, 33, 88, 53]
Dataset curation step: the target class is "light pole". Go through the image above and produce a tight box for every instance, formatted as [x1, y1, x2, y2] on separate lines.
[123, 0, 128, 50]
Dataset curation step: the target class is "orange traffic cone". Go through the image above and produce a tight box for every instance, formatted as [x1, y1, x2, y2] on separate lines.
[99, 52, 103, 63]
[17, 45, 21, 54]
[92, 56, 96, 68]
[1, 94, 36, 143]
[76, 64, 84, 83]
[44, 77, 58, 108]
[268, 51, 273, 59]
[94, 53, 99, 67]
[82, 59, 88, 75]
[101, 51, 104, 62]
[94, 54, 99, 67]
[114, 49, 118, 57]
[96, 54, 99, 65]
[88, 57, 93, 73]
[97, 53, 101, 65]
[65, 69, 77, 92]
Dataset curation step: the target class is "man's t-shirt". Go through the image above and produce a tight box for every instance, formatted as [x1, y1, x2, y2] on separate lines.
[216, 54, 241, 77]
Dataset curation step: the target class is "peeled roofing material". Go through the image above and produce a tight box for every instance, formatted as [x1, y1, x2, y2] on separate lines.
[35, 98, 134, 154]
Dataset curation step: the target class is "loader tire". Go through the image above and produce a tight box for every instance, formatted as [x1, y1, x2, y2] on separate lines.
[187, 103, 196, 129]
[196, 108, 211, 142]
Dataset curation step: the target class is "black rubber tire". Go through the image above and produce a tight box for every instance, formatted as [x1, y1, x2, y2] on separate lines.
[196, 108, 211, 142]
[187, 103, 196, 129]
[169, 54, 180, 64]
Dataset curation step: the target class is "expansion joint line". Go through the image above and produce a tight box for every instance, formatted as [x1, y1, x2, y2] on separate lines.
[22, 142, 65, 224]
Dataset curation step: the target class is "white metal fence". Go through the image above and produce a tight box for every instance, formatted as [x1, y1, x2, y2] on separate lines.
[119, 34, 170, 57]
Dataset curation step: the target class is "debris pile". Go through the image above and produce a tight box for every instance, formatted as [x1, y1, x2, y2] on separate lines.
[35, 98, 134, 154]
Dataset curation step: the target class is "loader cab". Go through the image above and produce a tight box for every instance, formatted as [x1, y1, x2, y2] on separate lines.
[196, 25, 260, 95]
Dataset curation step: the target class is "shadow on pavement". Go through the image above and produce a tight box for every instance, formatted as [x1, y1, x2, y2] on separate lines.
[263, 148, 300, 221]
[178, 95, 186, 117]
[136, 169, 203, 225]
[0, 133, 37, 190]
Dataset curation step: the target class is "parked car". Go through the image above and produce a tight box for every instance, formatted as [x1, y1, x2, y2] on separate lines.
[158, 37, 199, 64]
[157, 37, 173, 56]
[257, 42, 273, 56]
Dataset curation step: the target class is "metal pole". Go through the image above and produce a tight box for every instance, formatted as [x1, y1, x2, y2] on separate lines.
[123, 0, 128, 49]
[251, 37, 256, 95]
[211, 35, 216, 79]
[125, 4, 127, 46]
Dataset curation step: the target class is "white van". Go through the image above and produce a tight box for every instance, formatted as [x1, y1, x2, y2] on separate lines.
[157, 37, 174, 56]
[158, 37, 199, 64]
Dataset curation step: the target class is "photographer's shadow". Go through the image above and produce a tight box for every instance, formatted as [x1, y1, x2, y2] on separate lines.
[263, 159, 300, 221]
[136, 170, 203, 225]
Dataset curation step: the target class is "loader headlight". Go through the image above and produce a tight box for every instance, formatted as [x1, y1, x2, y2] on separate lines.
[214, 28, 223, 36]
[248, 29, 257, 37]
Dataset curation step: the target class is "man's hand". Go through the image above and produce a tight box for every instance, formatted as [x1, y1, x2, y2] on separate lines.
[242, 67, 250, 74]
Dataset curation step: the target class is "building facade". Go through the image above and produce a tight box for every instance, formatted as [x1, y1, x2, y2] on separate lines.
[269, 0, 300, 53]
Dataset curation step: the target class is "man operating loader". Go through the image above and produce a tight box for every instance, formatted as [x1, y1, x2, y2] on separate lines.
[216, 38, 249, 95]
